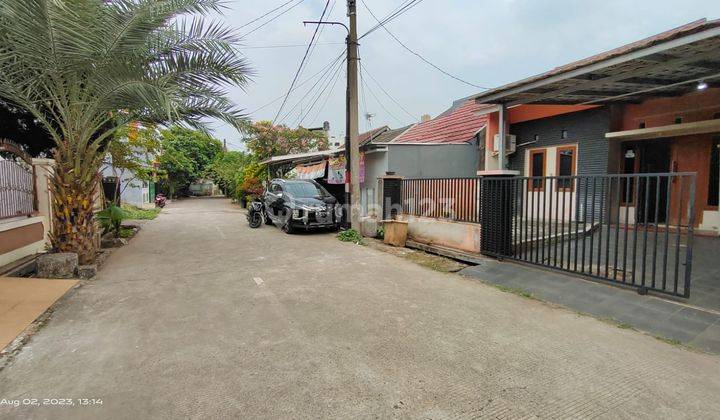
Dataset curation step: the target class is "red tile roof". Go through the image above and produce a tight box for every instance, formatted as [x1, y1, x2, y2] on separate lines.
[393, 100, 488, 144]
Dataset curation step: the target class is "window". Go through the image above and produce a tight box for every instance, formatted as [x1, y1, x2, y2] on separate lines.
[639, 122, 646, 129]
[556, 146, 577, 191]
[709, 138, 719, 207]
[529, 149, 546, 190]
[675, 116, 683, 124]
[561, 130, 568, 139]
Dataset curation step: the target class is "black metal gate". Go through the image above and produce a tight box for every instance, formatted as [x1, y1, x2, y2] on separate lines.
[480, 173, 696, 298]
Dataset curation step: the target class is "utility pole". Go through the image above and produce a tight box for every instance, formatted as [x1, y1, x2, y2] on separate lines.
[303, 2, 360, 229]
[346, 0, 361, 229]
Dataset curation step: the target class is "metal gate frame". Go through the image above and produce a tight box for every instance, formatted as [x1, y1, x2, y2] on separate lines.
[480, 173, 696, 298]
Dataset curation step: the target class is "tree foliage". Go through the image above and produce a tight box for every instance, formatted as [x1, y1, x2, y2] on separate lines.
[104, 123, 162, 203]
[243, 121, 328, 161]
[0, 0, 250, 262]
[158, 126, 223, 197]
[206, 150, 250, 197]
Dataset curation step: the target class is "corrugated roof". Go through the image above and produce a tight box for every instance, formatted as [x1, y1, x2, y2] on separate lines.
[471, 18, 720, 105]
[358, 126, 389, 146]
[393, 100, 488, 144]
[373, 125, 414, 144]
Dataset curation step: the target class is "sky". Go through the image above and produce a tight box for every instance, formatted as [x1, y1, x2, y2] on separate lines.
[211, 0, 720, 150]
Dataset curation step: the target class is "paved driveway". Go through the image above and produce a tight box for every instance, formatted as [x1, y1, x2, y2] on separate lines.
[1, 198, 719, 419]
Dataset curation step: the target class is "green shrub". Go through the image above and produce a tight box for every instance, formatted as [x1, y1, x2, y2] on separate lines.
[338, 229, 363, 244]
[96, 203, 126, 238]
[121, 204, 160, 220]
[376, 226, 385, 239]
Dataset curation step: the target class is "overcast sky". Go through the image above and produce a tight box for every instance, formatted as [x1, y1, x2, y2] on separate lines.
[212, 0, 720, 150]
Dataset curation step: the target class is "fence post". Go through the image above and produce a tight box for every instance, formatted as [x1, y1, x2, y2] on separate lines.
[32, 158, 55, 246]
[480, 176, 516, 257]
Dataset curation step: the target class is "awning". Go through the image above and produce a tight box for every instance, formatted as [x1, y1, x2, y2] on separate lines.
[293, 160, 327, 180]
[605, 119, 720, 141]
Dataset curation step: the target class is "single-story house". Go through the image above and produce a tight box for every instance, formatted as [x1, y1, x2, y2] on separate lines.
[470, 18, 720, 236]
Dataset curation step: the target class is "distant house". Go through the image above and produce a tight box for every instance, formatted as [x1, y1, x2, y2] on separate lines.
[101, 162, 155, 208]
[360, 99, 488, 217]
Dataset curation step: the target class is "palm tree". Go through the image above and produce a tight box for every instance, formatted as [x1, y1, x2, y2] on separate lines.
[0, 0, 250, 263]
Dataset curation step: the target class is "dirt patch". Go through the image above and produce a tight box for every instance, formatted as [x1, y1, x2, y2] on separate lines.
[364, 238, 469, 273]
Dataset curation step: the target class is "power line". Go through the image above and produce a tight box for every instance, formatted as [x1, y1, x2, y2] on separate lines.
[359, 58, 369, 130]
[361, 61, 417, 121]
[243, 42, 344, 50]
[239, 0, 306, 39]
[299, 57, 346, 126]
[272, 0, 332, 123]
[237, 0, 297, 30]
[248, 50, 344, 115]
[308, 61, 345, 126]
[359, 0, 420, 40]
[277, 52, 345, 124]
[361, 66, 405, 125]
[360, 0, 488, 90]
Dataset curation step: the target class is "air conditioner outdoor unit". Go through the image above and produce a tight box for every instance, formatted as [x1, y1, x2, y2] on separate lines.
[493, 133, 517, 155]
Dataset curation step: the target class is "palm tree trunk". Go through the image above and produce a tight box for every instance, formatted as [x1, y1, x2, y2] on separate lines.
[49, 149, 100, 265]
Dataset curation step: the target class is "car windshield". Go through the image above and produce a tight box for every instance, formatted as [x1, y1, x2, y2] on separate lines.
[284, 182, 327, 198]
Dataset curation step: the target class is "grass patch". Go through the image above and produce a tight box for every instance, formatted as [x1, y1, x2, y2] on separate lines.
[119, 227, 135, 238]
[654, 336, 683, 347]
[337, 229, 364, 245]
[121, 204, 160, 220]
[494, 284, 536, 300]
[616, 322, 634, 330]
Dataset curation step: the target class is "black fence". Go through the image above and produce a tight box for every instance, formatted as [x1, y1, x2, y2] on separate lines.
[480, 173, 696, 298]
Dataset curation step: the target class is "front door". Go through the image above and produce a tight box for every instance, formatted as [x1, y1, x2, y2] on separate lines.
[636, 140, 671, 224]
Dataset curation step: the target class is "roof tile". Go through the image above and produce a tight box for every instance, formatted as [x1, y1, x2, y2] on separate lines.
[393, 100, 488, 144]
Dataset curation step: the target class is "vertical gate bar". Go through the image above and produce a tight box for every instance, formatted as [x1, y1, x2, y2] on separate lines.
[622, 177, 631, 283]
[524, 179, 529, 260]
[631, 175, 641, 285]
[673, 176, 685, 295]
[573, 178, 581, 272]
[613, 176, 622, 281]
[641, 176, 651, 288]
[548, 178, 554, 267]
[561, 178, 567, 269]
[553, 177, 560, 267]
[535, 180, 541, 264]
[588, 177, 597, 275]
[683, 175, 696, 298]
[597, 177, 606, 277]
[662, 174, 672, 291]
[529, 180, 535, 262]
[517, 178, 523, 256]
[581, 176, 590, 273]
[541, 178, 547, 264]
[651, 176, 661, 289]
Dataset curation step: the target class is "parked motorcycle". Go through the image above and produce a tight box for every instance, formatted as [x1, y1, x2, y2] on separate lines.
[247, 200, 264, 228]
[155, 193, 167, 208]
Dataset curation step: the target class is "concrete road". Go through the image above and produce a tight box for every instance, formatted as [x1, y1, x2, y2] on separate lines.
[1, 198, 719, 419]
